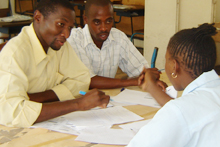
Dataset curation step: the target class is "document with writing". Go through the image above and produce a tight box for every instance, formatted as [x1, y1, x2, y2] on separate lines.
[32, 106, 143, 135]
[119, 119, 152, 133]
[76, 119, 153, 145]
[112, 86, 177, 108]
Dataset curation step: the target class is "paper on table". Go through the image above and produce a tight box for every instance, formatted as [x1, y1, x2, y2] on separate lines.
[75, 127, 136, 145]
[31, 116, 81, 135]
[32, 106, 143, 135]
[63, 106, 143, 126]
[112, 86, 177, 108]
[112, 89, 160, 108]
[119, 119, 152, 133]
[166, 85, 178, 98]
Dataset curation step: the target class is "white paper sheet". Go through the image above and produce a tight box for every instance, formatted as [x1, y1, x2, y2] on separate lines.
[165, 85, 178, 98]
[119, 119, 152, 133]
[32, 106, 143, 135]
[112, 89, 161, 108]
[76, 128, 136, 145]
[112, 86, 177, 108]
[63, 106, 143, 126]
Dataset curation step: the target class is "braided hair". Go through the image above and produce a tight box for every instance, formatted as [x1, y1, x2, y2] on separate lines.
[167, 23, 217, 79]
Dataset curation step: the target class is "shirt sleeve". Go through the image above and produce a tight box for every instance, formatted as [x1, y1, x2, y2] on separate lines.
[0, 43, 42, 128]
[67, 29, 96, 78]
[51, 42, 91, 101]
[127, 101, 189, 147]
[119, 34, 149, 77]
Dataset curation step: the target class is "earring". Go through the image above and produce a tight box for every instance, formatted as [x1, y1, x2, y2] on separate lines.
[171, 73, 177, 78]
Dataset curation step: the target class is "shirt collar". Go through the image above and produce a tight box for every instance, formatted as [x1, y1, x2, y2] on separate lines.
[82, 24, 114, 48]
[26, 23, 47, 65]
[182, 69, 219, 96]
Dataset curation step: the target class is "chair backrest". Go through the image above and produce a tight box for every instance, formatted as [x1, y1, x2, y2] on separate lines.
[151, 47, 158, 68]
[0, 42, 7, 51]
[130, 32, 144, 42]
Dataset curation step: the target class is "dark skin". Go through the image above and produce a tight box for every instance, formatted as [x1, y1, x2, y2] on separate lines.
[84, 4, 147, 89]
[29, 6, 110, 123]
[141, 49, 194, 106]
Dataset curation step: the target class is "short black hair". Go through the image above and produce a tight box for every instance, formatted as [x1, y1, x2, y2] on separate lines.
[35, 0, 74, 18]
[85, 0, 113, 17]
[167, 23, 217, 79]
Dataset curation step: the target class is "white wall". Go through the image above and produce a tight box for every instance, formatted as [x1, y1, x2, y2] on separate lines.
[144, 0, 218, 69]
[0, 0, 8, 8]
[144, 0, 178, 69]
[178, 0, 214, 29]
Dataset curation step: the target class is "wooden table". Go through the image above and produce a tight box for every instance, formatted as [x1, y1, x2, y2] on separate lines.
[0, 72, 181, 147]
[0, 20, 32, 39]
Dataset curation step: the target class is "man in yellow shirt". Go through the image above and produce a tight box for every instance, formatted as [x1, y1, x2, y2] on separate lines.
[0, 0, 109, 127]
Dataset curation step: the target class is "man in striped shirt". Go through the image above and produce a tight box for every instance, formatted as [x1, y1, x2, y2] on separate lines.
[68, 0, 149, 89]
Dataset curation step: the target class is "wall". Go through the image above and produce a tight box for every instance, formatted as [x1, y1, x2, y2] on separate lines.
[144, 0, 217, 70]
[0, 1, 8, 8]
[144, 0, 177, 70]
[215, 0, 220, 65]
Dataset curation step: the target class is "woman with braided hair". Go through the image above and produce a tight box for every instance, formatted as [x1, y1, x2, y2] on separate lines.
[127, 23, 220, 147]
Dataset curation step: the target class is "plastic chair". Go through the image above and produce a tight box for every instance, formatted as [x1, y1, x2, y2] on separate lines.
[130, 32, 158, 68]
[130, 32, 144, 42]
[151, 47, 158, 68]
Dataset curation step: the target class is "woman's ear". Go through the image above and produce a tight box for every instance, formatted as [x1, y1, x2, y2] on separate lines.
[173, 59, 180, 74]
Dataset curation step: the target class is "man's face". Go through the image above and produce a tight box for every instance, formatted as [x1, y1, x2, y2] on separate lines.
[35, 6, 75, 51]
[84, 4, 114, 45]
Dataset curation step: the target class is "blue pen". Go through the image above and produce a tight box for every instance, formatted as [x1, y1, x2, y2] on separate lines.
[79, 90, 86, 95]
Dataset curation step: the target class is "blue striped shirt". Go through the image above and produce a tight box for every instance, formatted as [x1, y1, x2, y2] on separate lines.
[67, 24, 149, 78]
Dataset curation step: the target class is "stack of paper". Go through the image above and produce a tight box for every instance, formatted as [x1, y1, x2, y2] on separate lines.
[32, 87, 177, 145]
[32, 106, 144, 145]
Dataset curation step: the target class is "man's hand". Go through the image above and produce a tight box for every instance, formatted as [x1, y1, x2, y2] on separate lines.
[76, 89, 110, 110]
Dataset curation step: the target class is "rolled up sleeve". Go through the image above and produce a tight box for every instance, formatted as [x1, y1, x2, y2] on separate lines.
[52, 42, 91, 101]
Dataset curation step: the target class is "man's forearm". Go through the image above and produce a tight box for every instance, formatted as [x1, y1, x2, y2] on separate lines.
[28, 90, 59, 103]
[35, 99, 79, 123]
[90, 76, 138, 89]
[35, 89, 110, 123]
